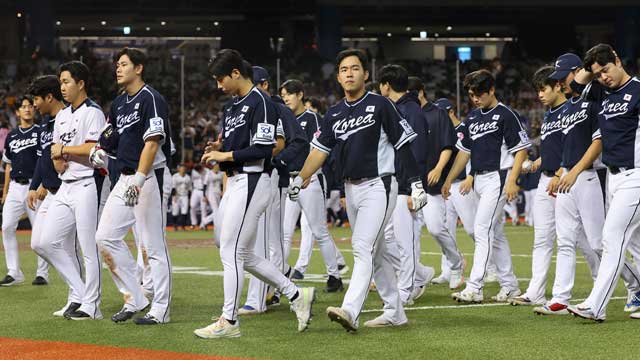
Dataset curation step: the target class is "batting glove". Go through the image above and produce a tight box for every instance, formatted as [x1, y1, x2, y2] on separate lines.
[89, 144, 108, 168]
[124, 172, 146, 207]
[410, 180, 428, 211]
[288, 176, 303, 201]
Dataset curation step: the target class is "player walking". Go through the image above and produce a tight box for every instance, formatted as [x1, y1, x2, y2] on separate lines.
[0, 95, 49, 286]
[190, 164, 206, 229]
[172, 164, 191, 230]
[290, 49, 425, 331]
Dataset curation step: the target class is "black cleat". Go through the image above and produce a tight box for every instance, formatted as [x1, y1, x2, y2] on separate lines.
[325, 275, 344, 293]
[0, 275, 22, 286]
[266, 294, 280, 307]
[133, 314, 161, 325]
[63, 302, 82, 318]
[66, 310, 92, 320]
[32, 276, 48, 286]
[291, 270, 304, 281]
[111, 307, 138, 323]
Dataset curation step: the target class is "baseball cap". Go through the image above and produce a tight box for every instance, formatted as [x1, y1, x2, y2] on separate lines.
[252, 66, 269, 85]
[549, 53, 582, 80]
[435, 98, 453, 111]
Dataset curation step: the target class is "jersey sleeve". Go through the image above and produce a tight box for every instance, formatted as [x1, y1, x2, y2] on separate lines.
[141, 93, 168, 142]
[381, 98, 417, 150]
[311, 112, 336, 154]
[249, 96, 277, 146]
[2, 134, 11, 164]
[589, 103, 602, 140]
[455, 123, 472, 154]
[439, 111, 457, 150]
[85, 109, 106, 143]
[276, 118, 285, 140]
[502, 109, 531, 153]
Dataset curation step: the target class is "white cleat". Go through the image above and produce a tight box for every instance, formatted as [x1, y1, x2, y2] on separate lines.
[326, 306, 358, 332]
[194, 317, 241, 339]
[510, 295, 545, 306]
[452, 289, 483, 303]
[431, 274, 449, 285]
[624, 290, 640, 313]
[411, 285, 426, 302]
[491, 287, 521, 302]
[631, 311, 640, 319]
[338, 264, 350, 276]
[449, 269, 465, 290]
[290, 287, 315, 332]
[567, 303, 605, 323]
[533, 302, 569, 316]
[52, 306, 68, 317]
[423, 266, 435, 286]
[364, 315, 407, 328]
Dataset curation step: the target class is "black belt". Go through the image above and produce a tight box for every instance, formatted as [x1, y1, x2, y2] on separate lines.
[13, 178, 30, 185]
[542, 170, 556, 177]
[224, 169, 267, 177]
[472, 170, 496, 175]
[608, 166, 629, 175]
[121, 167, 136, 176]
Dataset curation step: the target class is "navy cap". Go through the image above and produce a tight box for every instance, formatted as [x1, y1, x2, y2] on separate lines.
[435, 98, 453, 111]
[549, 53, 582, 80]
[252, 66, 269, 84]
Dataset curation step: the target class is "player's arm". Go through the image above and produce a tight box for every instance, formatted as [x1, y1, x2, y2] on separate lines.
[557, 139, 601, 193]
[442, 151, 471, 199]
[272, 137, 285, 157]
[137, 136, 161, 177]
[506, 149, 528, 201]
[56, 142, 95, 158]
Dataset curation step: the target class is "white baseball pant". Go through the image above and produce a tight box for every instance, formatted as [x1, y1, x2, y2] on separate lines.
[422, 193, 464, 272]
[190, 189, 206, 227]
[172, 195, 189, 216]
[201, 190, 222, 226]
[295, 213, 347, 273]
[523, 189, 535, 226]
[2, 181, 48, 280]
[96, 169, 172, 322]
[440, 180, 477, 279]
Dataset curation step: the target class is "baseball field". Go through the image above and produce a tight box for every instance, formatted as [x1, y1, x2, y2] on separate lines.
[0, 225, 638, 360]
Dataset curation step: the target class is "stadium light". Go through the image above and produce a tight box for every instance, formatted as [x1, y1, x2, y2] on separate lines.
[214, 21, 220, 26]
[146, 26, 151, 31]
[56, 21, 61, 26]
[486, 32, 491, 37]
[123, 26, 131, 35]
[406, 26, 412, 31]
[387, 32, 392, 37]
[446, 26, 452, 31]
[161, 21, 166, 26]
[359, 26, 365, 31]
[16, 12, 22, 18]
[435, 33, 440, 37]
[420, 31, 427, 39]
[80, 26, 85, 31]
[196, 27, 201, 31]
[101, 21, 107, 26]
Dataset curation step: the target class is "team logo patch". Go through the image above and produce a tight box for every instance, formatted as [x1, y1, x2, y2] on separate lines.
[241, 105, 249, 113]
[313, 130, 321, 139]
[457, 132, 464, 140]
[134, 103, 140, 110]
[624, 94, 632, 101]
[581, 102, 589, 108]
[399, 119, 414, 134]
[300, 121, 307, 128]
[255, 123, 275, 142]
[149, 117, 164, 133]
[518, 130, 529, 143]
[492, 114, 500, 120]
[366, 105, 376, 113]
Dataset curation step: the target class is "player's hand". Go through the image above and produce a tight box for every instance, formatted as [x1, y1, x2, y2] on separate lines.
[50, 143, 64, 159]
[546, 175, 560, 196]
[37, 186, 47, 200]
[53, 158, 68, 174]
[89, 145, 108, 168]
[427, 167, 443, 186]
[505, 181, 520, 202]
[460, 176, 474, 195]
[410, 181, 427, 211]
[301, 176, 311, 189]
[201, 151, 229, 164]
[530, 158, 542, 173]
[123, 172, 146, 207]
[557, 170, 578, 194]
[27, 190, 38, 210]
[406, 196, 414, 211]
[288, 176, 303, 201]
[205, 134, 223, 153]
[441, 180, 452, 200]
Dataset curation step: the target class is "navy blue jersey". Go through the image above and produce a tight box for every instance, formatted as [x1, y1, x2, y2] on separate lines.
[109, 85, 171, 173]
[559, 96, 600, 169]
[272, 100, 308, 187]
[422, 102, 457, 194]
[456, 103, 531, 172]
[33, 115, 63, 190]
[312, 92, 417, 180]
[2, 125, 39, 180]
[452, 123, 468, 181]
[539, 102, 566, 172]
[220, 86, 277, 173]
[297, 110, 322, 142]
[397, 92, 429, 176]
[580, 77, 640, 168]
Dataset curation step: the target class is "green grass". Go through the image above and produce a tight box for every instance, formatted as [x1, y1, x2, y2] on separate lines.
[1, 225, 639, 359]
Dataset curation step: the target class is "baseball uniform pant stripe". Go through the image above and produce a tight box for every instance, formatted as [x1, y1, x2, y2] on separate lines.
[155, 167, 172, 322]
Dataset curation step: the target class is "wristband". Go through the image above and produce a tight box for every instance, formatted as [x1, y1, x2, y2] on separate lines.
[133, 172, 147, 188]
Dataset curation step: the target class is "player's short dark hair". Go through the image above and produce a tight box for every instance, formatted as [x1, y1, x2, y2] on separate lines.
[304, 96, 323, 113]
[208, 49, 251, 79]
[116, 47, 147, 78]
[280, 79, 304, 96]
[584, 44, 617, 72]
[407, 76, 425, 93]
[335, 48, 369, 72]
[27, 75, 63, 101]
[242, 60, 255, 83]
[58, 61, 90, 89]
[14, 95, 33, 112]
[378, 64, 409, 93]
[532, 66, 559, 91]
[463, 69, 495, 95]
[364, 81, 379, 94]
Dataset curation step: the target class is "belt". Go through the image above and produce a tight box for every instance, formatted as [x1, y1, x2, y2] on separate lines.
[473, 170, 496, 175]
[542, 170, 556, 177]
[61, 175, 93, 184]
[225, 169, 266, 177]
[121, 167, 136, 176]
[608, 166, 629, 175]
[13, 178, 30, 185]
[344, 176, 378, 185]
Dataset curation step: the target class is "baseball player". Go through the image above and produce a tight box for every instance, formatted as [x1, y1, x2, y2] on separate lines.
[0, 95, 48, 286]
[201, 164, 223, 227]
[194, 49, 314, 338]
[91, 47, 173, 325]
[190, 164, 207, 229]
[27, 75, 77, 315]
[443, 69, 529, 304]
[172, 164, 191, 230]
[37, 61, 105, 320]
[279, 78, 343, 292]
[377, 66, 436, 304]
[290, 49, 426, 331]
[567, 44, 640, 321]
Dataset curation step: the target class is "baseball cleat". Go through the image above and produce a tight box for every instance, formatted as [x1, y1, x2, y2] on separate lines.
[266, 294, 281, 307]
[364, 315, 408, 328]
[449, 269, 465, 290]
[452, 289, 483, 303]
[0, 275, 24, 286]
[338, 264, 349, 275]
[325, 275, 344, 293]
[66, 310, 101, 321]
[431, 274, 449, 285]
[60, 302, 81, 318]
[411, 285, 426, 302]
[194, 317, 241, 339]
[624, 290, 640, 313]
[326, 306, 358, 332]
[492, 287, 522, 302]
[510, 295, 545, 306]
[567, 303, 605, 323]
[134, 314, 162, 325]
[630, 311, 640, 319]
[533, 302, 569, 315]
[111, 307, 139, 323]
[290, 287, 315, 332]
[31, 276, 48, 286]
[238, 305, 261, 316]
[424, 266, 435, 287]
[291, 269, 305, 281]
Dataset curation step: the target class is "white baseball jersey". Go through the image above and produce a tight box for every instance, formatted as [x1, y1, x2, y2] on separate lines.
[172, 173, 191, 196]
[191, 169, 204, 191]
[204, 169, 223, 194]
[53, 99, 105, 181]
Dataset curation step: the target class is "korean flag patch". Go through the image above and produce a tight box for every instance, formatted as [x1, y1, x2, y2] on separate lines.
[518, 130, 529, 143]
[624, 94, 632, 101]
[366, 105, 376, 113]
[149, 117, 164, 133]
[399, 119, 414, 134]
[241, 105, 250, 113]
[492, 114, 500, 120]
[581, 102, 589, 108]
[255, 122, 275, 143]
[134, 103, 140, 110]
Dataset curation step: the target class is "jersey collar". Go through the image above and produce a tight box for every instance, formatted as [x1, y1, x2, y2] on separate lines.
[344, 91, 370, 107]
[479, 102, 500, 115]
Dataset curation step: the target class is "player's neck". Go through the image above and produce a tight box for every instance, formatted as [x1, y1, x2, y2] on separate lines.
[237, 80, 254, 98]
[551, 95, 567, 109]
[71, 93, 88, 110]
[344, 87, 366, 102]
[294, 105, 306, 117]
[19, 119, 33, 129]
[483, 97, 498, 110]
[125, 78, 146, 96]
[388, 90, 404, 103]
[50, 101, 65, 117]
